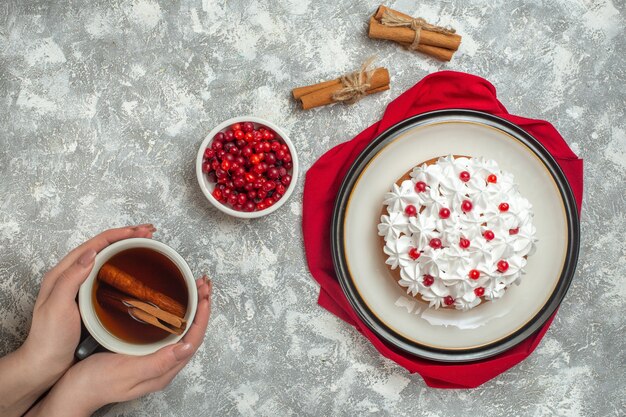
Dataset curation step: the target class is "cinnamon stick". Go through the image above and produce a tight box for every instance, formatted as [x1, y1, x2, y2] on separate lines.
[372, 6, 461, 51]
[292, 79, 342, 100]
[369, 18, 455, 61]
[97, 264, 186, 318]
[296, 67, 390, 110]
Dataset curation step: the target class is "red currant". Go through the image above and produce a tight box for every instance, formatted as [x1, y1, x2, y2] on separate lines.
[459, 171, 470, 182]
[439, 208, 450, 219]
[212, 188, 223, 201]
[483, 230, 495, 241]
[234, 130, 245, 140]
[408, 248, 420, 260]
[499, 202, 509, 212]
[204, 148, 215, 158]
[242, 122, 254, 132]
[414, 181, 427, 192]
[423, 275, 434, 287]
[281, 175, 292, 186]
[487, 174, 497, 183]
[405, 205, 417, 216]
[231, 123, 242, 131]
[474, 287, 485, 297]
[429, 238, 442, 249]
[497, 260, 509, 272]
[459, 238, 470, 249]
[444, 296, 455, 306]
[468, 269, 480, 280]
[509, 228, 519, 235]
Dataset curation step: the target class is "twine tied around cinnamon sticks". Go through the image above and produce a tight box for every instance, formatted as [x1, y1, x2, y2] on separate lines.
[369, 5, 462, 61]
[292, 58, 390, 110]
[332, 57, 377, 104]
[380, 9, 456, 52]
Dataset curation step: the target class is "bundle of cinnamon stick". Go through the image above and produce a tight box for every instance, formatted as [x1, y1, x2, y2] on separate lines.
[368, 5, 461, 61]
[292, 59, 390, 110]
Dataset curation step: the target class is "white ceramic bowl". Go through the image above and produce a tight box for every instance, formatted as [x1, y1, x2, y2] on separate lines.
[195, 116, 298, 219]
[78, 238, 198, 356]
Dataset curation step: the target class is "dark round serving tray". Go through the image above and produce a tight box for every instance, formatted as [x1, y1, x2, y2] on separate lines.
[330, 109, 580, 362]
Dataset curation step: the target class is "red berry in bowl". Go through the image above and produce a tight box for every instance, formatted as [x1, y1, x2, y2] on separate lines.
[267, 167, 279, 179]
[234, 130, 245, 140]
[243, 122, 254, 132]
[231, 123, 242, 131]
[281, 174, 292, 186]
[225, 130, 234, 141]
[204, 148, 215, 158]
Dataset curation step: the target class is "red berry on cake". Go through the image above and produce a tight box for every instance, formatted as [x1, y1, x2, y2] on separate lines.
[444, 296, 455, 306]
[429, 238, 442, 249]
[497, 260, 509, 272]
[474, 287, 485, 297]
[423, 275, 434, 287]
[468, 269, 480, 280]
[414, 181, 427, 192]
[439, 207, 450, 219]
[487, 174, 497, 183]
[409, 248, 420, 260]
[459, 171, 470, 182]
[405, 205, 417, 216]
[499, 202, 510, 212]
[461, 200, 473, 212]
[459, 238, 470, 249]
[509, 228, 519, 235]
[483, 230, 495, 241]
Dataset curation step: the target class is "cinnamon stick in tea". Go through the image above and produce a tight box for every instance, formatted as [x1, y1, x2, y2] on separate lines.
[371, 6, 461, 51]
[98, 263, 186, 318]
[294, 67, 390, 110]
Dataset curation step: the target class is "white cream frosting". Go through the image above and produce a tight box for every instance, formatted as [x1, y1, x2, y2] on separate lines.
[379, 155, 538, 311]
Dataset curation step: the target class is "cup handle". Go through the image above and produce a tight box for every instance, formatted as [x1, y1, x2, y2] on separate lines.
[75, 335, 100, 360]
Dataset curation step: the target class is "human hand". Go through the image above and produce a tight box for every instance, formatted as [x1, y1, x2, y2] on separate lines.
[0, 225, 156, 417]
[27, 277, 212, 417]
[24, 224, 157, 378]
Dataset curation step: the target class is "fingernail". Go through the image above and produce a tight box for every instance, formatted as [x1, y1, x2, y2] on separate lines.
[78, 249, 97, 266]
[173, 342, 193, 361]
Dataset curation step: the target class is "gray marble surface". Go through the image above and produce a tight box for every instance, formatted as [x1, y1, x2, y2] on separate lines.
[1, 0, 625, 416]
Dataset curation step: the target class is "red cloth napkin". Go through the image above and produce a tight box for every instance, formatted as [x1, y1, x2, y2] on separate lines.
[302, 71, 583, 389]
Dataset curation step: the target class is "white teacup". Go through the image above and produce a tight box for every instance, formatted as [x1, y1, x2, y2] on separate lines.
[77, 238, 198, 357]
